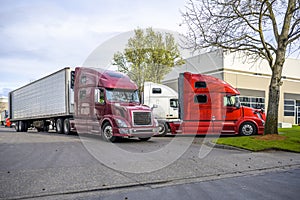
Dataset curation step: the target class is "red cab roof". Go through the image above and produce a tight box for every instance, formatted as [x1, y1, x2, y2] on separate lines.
[75, 67, 138, 90]
[183, 72, 240, 95]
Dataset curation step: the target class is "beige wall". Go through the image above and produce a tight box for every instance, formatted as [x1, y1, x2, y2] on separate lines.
[224, 72, 270, 91]
[224, 51, 300, 78]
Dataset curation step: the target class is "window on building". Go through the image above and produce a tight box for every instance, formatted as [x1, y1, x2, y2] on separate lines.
[240, 96, 265, 109]
[194, 95, 207, 103]
[284, 99, 295, 116]
[297, 101, 300, 124]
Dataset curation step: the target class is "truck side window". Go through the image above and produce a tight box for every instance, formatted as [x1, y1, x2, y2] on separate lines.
[194, 95, 207, 103]
[79, 90, 86, 99]
[224, 96, 234, 106]
[95, 89, 105, 104]
[224, 96, 240, 107]
[170, 99, 178, 108]
[195, 81, 206, 88]
[152, 88, 162, 94]
[80, 75, 87, 84]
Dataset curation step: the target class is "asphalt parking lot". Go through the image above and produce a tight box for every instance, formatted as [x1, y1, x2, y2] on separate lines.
[0, 126, 299, 200]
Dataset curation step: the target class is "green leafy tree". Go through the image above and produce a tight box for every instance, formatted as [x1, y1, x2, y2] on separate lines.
[113, 28, 185, 93]
[182, 0, 300, 135]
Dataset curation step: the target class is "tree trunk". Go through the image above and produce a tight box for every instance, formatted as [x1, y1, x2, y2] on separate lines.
[264, 55, 285, 135]
[264, 74, 281, 135]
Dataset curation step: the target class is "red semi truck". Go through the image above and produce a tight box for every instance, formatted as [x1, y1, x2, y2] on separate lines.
[9, 67, 158, 142]
[169, 72, 265, 136]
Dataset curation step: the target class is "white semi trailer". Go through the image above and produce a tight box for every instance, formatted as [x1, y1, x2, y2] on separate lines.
[9, 68, 74, 132]
[143, 82, 179, 136]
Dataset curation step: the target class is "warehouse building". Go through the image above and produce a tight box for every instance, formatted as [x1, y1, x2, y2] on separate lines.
[162, 50, 300, 125]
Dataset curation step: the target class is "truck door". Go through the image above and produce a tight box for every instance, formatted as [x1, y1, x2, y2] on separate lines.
[94, 88, 106, 121]
[222, 95, 242, 133]
[75, 88, 91, 133]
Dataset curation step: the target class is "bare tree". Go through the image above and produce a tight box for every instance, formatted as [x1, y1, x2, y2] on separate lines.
[182, 0, 300, 135]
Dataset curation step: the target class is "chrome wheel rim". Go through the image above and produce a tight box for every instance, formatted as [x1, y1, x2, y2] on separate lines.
[158, 124, 165, 135]
[103, 125, 113, 139]
[242, 124, 253, 136]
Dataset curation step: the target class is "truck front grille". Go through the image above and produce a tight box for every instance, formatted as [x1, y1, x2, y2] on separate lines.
[132, 112, 152, 126]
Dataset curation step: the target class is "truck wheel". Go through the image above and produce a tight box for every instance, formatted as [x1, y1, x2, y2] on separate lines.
[102, 122, 117, 142]
[63, 118, 71, 135]
[43, 125, 49, 132]
[56, 118, 64, 134]
[239, 122, 257, 136]
[157, 122, 168, 136]
[15, 121, 20, 132]
[139, 137, 151, 141]
[23, 122, 28, 132]
[18, 121, 25, 132]
[42, 120, 49, 132]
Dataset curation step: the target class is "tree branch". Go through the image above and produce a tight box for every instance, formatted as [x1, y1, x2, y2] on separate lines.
[259, 1, 274, 67]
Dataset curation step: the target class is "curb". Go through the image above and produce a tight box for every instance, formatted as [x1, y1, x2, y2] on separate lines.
[205, 140, 251, 152]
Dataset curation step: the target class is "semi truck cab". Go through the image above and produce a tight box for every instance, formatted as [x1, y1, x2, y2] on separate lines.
[174, 72, 265, 135]
[73, 67, 159, 142]
[143, 82, 179, 136]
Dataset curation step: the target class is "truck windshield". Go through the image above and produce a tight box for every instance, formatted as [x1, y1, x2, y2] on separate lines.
[106, 89, 140, 103]
[224, 95, 240, 107]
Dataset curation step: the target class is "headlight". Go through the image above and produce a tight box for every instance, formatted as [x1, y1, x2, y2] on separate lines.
[115, 118, 128, 128]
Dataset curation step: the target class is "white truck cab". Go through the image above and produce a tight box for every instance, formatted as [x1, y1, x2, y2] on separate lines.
[143, 82, 179, 136]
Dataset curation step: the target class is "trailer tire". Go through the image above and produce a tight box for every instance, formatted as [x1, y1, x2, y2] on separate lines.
[23, 121, 28, 132]
[42, 120, 49, 132]
[56, 118, 64, 134]
[102, 122, 117, 142]
[15, 121, 20, 132]
[239, 122, 257, 136]
[43, 125, 49, 132]
[63, 118, 71, 135]
[157, 122, 168, 136]
[18, 121, 25, 132]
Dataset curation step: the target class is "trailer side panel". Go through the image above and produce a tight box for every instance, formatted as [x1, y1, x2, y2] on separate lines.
[10, 68, 73, 121]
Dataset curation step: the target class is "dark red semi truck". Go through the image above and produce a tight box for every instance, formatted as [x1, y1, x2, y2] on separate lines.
[9, 67, 158, 142]
[169, 72, 266, 136]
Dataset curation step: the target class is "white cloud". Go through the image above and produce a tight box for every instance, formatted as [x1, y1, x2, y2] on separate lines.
[0, 0, 187, 93]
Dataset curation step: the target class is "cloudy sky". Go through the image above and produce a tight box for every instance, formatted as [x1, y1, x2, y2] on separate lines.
[0, 0, 188, 96]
